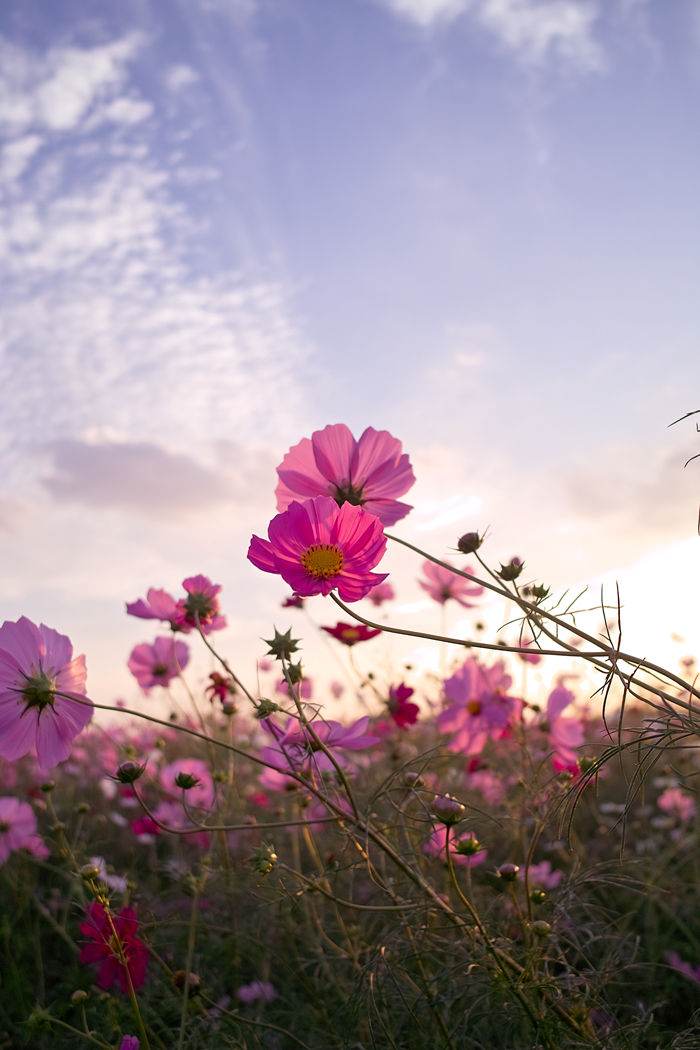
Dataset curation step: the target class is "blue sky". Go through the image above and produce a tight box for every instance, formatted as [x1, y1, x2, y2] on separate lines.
[1, 0, 699, 704]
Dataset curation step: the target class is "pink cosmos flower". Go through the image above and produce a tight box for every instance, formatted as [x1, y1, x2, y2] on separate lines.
[238, 981, 277, 1004]
[330, 681, 345, 698]
[519, 860, 563, 890]
[387, 683, 419, 728]
[126, 576, 226, 635]
[666, 951, 700, 985]
[322, 622, 382, 646]
[418, 561, 483, 608]
[127, 637, 189, 693]
[424, 827, 487, 868]
[275, 423, 415, 527]
[365, 582, 395, 606]
[0, 617, 92, 770]
[79, 902, 148, 994]
[248, 496, 389, 602]
[120, 1038, 139, 1050]
[546, 687, 584, 773]
[261, 715, 379, 785]
[160, 758, 216, 810]
[437, 658, 521, 756]
[658, 788, 696, 823]
[0, 796, 40, 865]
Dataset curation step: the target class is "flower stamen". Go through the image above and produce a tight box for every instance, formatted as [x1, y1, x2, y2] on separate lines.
[302, 544, 344, 580]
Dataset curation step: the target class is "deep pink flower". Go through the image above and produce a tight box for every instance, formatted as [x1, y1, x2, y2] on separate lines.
[120, 1038, 140, 1050]
[546, 687, 584, 773]
[0, 796, 38, 865]
[132, 815, 161, 837]
[0, 617, 92, 770]
[282, 593, 305, 608]
[248, 496, 389, 602]
[418, 561, 483, 608]
[206, 672, 237, 705]
[666, 951, 700, 985]
[80, 903, 148, 993]
[126, 577, 226, 635]
[658, 788, 696, 823]
[160, 758, 215, 810]
[365, 582, 395, 606]
[322, 622, 382, 646]
[127, 637, 189, 693]
[424, 827, 487, 868]
[437, 658, 521, 756]
[275, 423, 415, 527]
[238, 981, 277, 1004]
[387, 683, 419, 728]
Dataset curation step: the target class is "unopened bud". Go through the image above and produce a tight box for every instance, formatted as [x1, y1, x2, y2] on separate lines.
[40, 780, 55, 793]
[530, 583, 550, 601]
[76, 802, 91, 814]
[50, 821, 66, 833]
[212, 771, 227, 783]
[116, 761, 145, 785]
[403, 771, 424, 788]
[70, 989, 89, 1003]
[172, 969, 201, 992]
[174, 772, 200, 790]
[531, 920, 551, 937]
[251, 843, 277, 875]
[497, 558, 524, 582]
[530, 889, 547, 905]
[577, 757, 596, 774]
[497, 863, 520, 883]
[255, 698, 281, 720]
[79, 864, 100, 880]
[221, 698, 237, 715]
[432, 795, 466, 826]
[457, 531, 484, 554]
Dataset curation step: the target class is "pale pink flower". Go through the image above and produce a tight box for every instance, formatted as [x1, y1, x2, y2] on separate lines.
[0, 617, 92, 770]
[658, 788, 696, 823]
[467, 767, 506, 806]
[275, 424, 415, 527]
[520, 860, 563, 890]
[248, 496, 389, 602]
[0, 796, 38, 865]
[126, 588, 181, 628]
[365, 582, 395, 606]
[424, 827, 487, 868]
[666, 951, 700, 985]
[21, 833, 49, 859]
[127, 637, 189, 693]
[546, 687, 584, 773]
[160, 758, 216, 810]
[330, 681, 345, 698]
[418, 561, 483, 608]
[437, 658, 521, 755]
[276, 677, 313, 699]
[237, 981, 277, 1004]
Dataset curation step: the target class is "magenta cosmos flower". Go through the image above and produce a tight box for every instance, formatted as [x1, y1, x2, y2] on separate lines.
[418, 560, 483, 608]
[387, 683, 419, 728]
[0, 617, 92, 770]
[127, 637, 189, 693]
[248, 496, 389, 602]
[322, 622, 382, 646]
[275, 424, 415, 527]
[79, 902, 148, 993]
[126, 575, 226, 635]
[0, 796, 42, 865]
[437, 658, 521, 756]
[546, 686, 584, 773]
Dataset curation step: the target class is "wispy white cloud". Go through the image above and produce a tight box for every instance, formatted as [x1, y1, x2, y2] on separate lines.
[376, 0, 602, 69]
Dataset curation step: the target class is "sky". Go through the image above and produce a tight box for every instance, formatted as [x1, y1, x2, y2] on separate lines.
[1, 0, 700, 710]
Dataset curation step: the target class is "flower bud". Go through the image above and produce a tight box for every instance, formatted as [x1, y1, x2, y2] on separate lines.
[70, 989, 89, 1003]
[530, 583, 550, 601]
[172, 969, 201, 992]
[75, 802, 91, 814]
[403, 771, 424, 788]
[50, 821, 66, 833]
[255, 698, 281, 720]
[457, 531, 484, 554]
[174, 772, 200, 791]
[212, 771, 227, 783]
[497, 863, 520, 883]
[497, 558, 524, 582]
[221, 698, 237, 715]
[453, 835, 482, 856]
[116, 761, 145, 785]
[79, 864, 101, 880]
[577, 757, 596, 775]
[40, 780, 55, 793]
[531, 920, 551, 938]
[251, 843, 277, 875]
[530, 889, 546, 905]
[432, 795, 466, 825]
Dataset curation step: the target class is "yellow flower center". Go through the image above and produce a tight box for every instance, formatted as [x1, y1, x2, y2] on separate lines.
[302, 544, 343, 579]
[467, 700, 482, 716]
[341, 628, 360, 641]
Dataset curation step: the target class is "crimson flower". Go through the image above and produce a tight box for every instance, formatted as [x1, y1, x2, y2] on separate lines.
[418, 560, 483, 608]
[387, 683, 419, 728]
[248, 496, 389, 602]
[206, 672, 237, 704]
[0, 616, 92, 770]
[437, 658, 521, 756]
[275, 424, 415, 527]
[322, 622, 382, 646]
[127, 637, 189, 693]
[79, 902, 148, 993]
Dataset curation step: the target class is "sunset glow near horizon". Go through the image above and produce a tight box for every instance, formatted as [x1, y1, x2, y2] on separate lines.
[1, 0, 700, 710]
